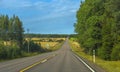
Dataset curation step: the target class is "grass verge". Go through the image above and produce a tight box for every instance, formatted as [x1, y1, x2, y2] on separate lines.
[69, 41, 120, 72]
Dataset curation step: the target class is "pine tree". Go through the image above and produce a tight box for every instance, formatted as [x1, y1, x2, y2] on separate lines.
[14, 16, 24, 48]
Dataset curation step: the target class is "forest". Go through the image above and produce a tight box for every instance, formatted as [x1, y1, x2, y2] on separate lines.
[74, 0, 120, 60]
[24, 34, 69, 38]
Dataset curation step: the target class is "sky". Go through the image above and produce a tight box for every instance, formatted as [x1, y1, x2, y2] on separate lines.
[0, 0, 81, 34]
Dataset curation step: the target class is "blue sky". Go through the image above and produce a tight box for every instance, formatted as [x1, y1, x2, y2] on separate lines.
[0, 0, 81, 34]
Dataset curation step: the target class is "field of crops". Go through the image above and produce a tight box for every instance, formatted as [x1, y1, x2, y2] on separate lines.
[34, 42, 58, 48]
[29, 38, 65, 49]
[26, 38, 65, 41]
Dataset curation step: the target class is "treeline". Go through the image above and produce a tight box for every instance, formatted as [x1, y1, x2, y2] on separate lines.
[0, 15, 46, 59]
[24, 34, 69, 38]
[0, 15, 23, 48]
[75, 0, 120, 60]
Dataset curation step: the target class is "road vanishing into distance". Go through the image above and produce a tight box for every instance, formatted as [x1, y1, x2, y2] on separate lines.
[0, 39, 105, 72]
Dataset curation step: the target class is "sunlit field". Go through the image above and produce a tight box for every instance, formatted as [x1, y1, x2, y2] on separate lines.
[38, 42, 58, 48]
[30, 38, 65, 41]
[26, 38, 65, 50]
[3, 37, 65, 50]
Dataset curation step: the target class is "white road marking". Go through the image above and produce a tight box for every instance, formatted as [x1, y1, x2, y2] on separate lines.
[20, 54, 57, 72]
[74, 54, 95, 72]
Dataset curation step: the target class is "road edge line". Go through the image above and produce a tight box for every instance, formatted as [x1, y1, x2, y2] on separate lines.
[74, 54, 95, 72]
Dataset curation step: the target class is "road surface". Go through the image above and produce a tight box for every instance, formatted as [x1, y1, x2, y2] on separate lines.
[0, 40, 104, 72]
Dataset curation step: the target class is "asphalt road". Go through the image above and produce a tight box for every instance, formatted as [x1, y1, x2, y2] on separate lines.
[0, 40, 104, 72]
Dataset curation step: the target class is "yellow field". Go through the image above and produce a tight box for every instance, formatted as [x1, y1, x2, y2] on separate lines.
[28, 38, 65, 49]
[34, 42, 59, 48]
[29, 38, 66, 41]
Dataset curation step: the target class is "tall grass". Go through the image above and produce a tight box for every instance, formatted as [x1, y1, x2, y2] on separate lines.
[69, 41, 120, 72]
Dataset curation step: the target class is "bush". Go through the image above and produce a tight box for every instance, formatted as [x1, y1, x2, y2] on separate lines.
[0, 44, 21, 59]
[0, 44, 7, 59]
[111, 43, 120, 60]
[22, 40, 46, 53]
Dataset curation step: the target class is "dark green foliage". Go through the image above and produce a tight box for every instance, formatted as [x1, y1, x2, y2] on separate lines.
[0, 43, 21, 59]
[14, 16, 24, 48]
[111, 43, 120, 60]
[75, 0, 120, 60]
[0, 15, 24, 59]
[22, 40, 46, 53]
[0, 15, 24, 48]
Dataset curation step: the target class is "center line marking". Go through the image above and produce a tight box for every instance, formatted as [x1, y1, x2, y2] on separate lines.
[41, 59, 47, 63]
[19, 54, 56, 72]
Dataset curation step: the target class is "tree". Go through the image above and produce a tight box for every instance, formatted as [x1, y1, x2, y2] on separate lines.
[75, 0, 120, 60]
[14, 16, 24, 48]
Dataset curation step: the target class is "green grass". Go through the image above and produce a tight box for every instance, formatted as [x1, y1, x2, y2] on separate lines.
[69, 41, 120, 72]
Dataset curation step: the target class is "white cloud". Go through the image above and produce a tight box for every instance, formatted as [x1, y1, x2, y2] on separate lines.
[0, 0, 80, 21]
[0, 0, 81, 34]
[32, 0, 80, 20]
[0, 0, 33, 8]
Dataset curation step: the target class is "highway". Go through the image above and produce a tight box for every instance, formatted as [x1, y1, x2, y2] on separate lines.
[0, 40, 104, 72]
